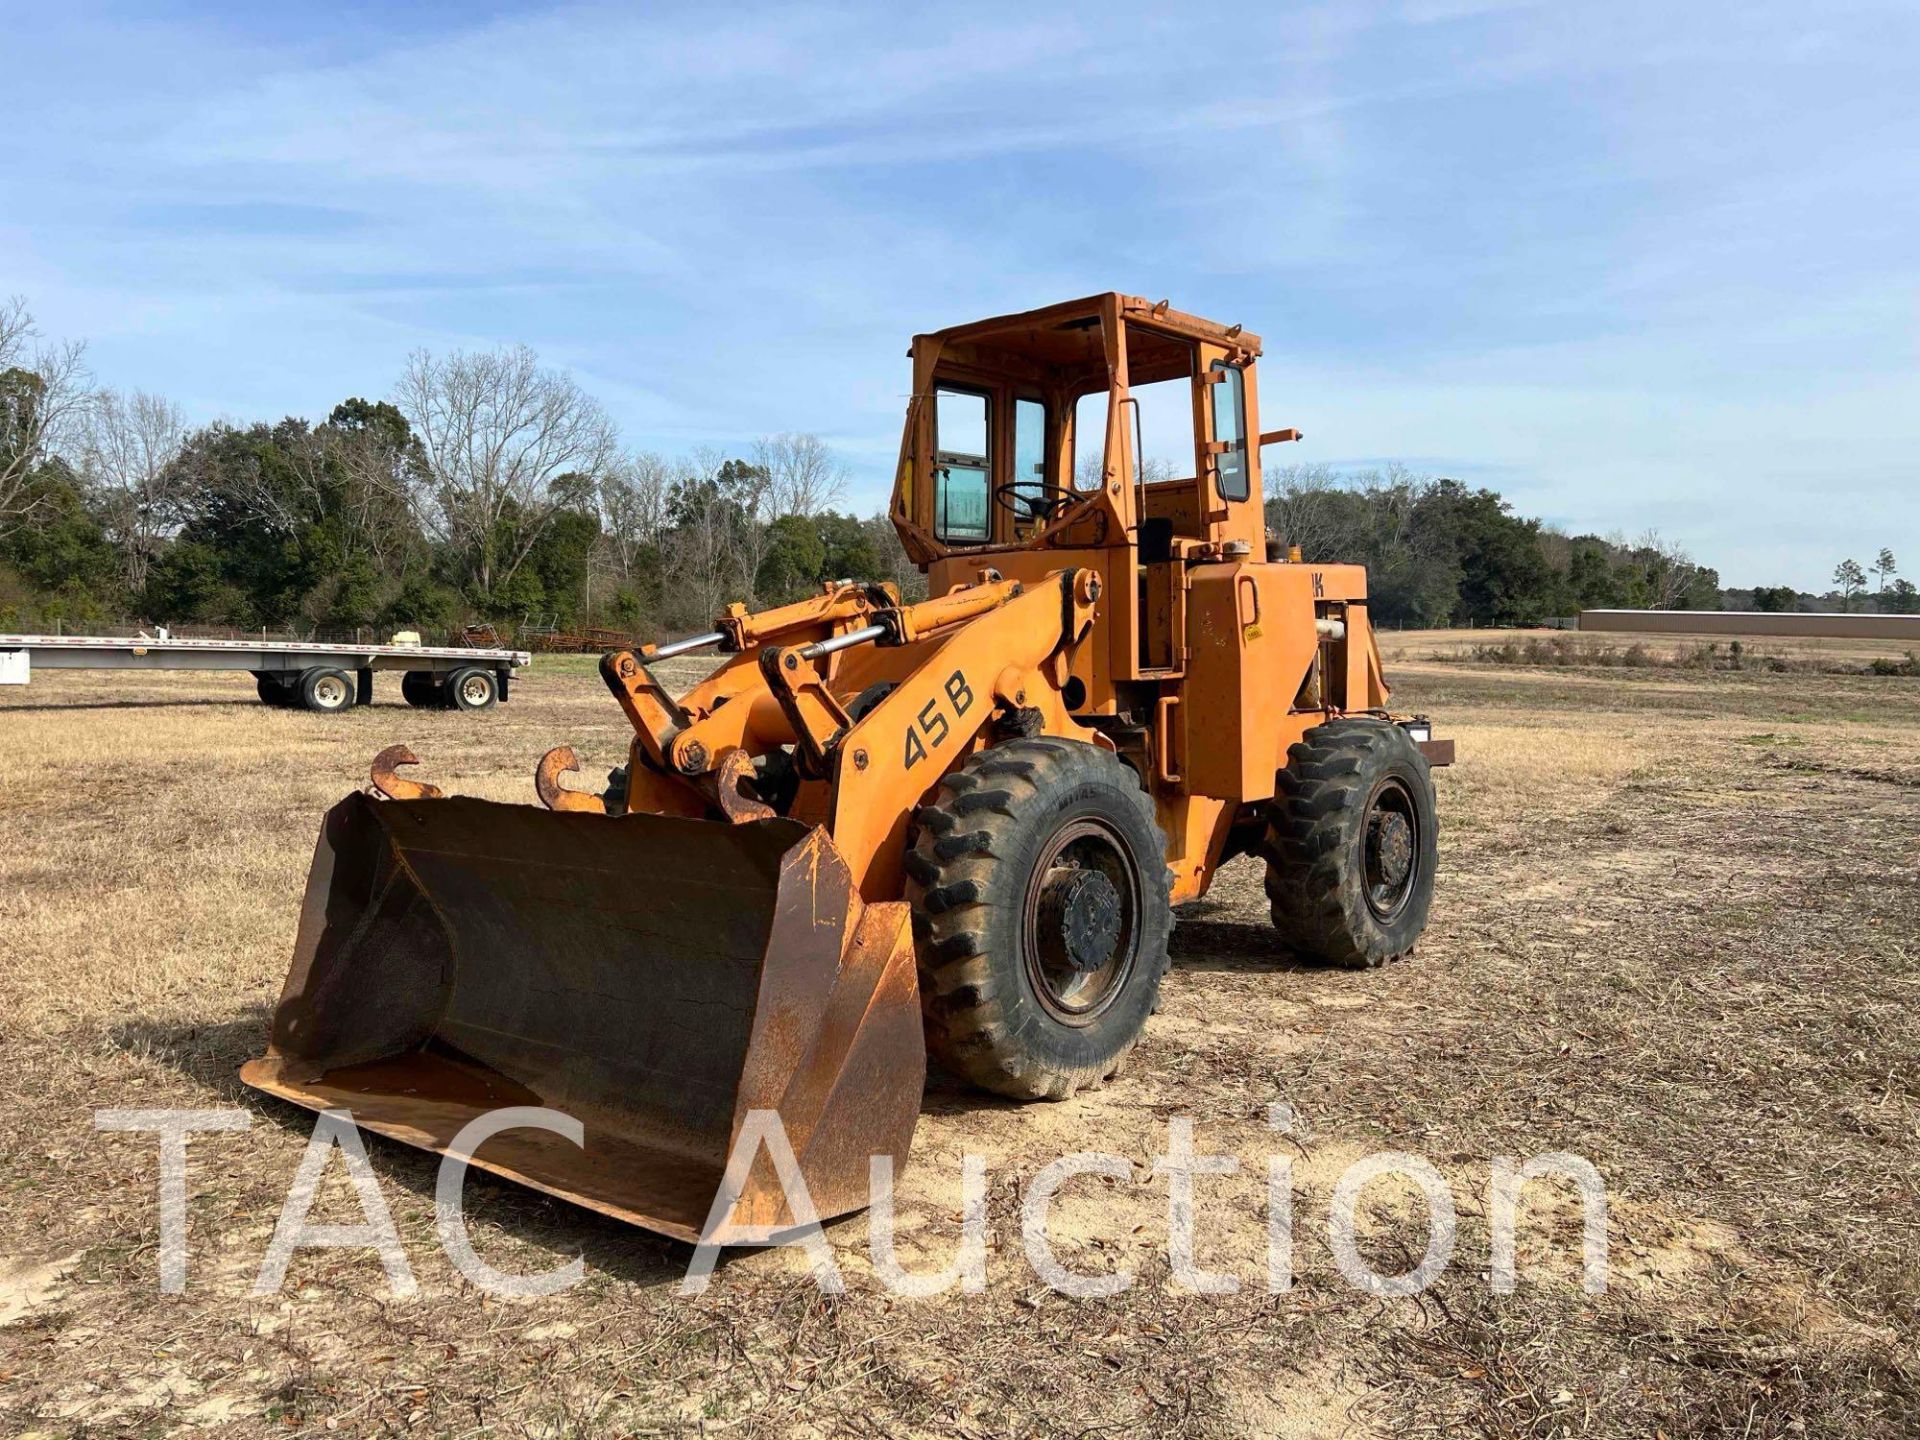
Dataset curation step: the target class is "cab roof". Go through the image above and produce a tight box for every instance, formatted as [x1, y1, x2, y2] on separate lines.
[914, 293, 1263, 364]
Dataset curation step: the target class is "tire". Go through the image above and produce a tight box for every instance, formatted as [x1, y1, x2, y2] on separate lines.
[1262, 719, 1438, 969]
[445, 666, 498, 712]
[905, 737, 1174, 1100]
[401, 671, 445, 709]
[298, 666, 355, 714]
[846, 681, 897, 722]
[604, 765, 629, 815]
[254, 673, 297, 707]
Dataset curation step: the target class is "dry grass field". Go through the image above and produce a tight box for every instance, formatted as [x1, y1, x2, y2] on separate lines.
[2, 635, 1916, 1437]
[1390, 625, 1918, 670]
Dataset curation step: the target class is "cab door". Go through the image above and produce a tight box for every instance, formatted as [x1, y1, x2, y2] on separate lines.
[1198, 343, 1261, 552]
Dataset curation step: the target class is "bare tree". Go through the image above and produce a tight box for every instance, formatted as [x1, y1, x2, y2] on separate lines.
[752, 432, 847, 518]
[729, 458, 777, 607]
[862, 512, 927, 601]
[0, 297, 92, 538]
[394, 344, 618, 599]
[1069, 450, 1180, 488]
[1636, 529, 1700, 610]
[1362, 462, 1426, 559]
[1265, 461, 1348, 560]
[595, 451, 671, 585]
[661, 447, 751, 627]
[79, 388, 188, 593]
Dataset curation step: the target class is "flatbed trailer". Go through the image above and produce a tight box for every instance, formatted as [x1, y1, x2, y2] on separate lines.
[0, 634, 533, 713]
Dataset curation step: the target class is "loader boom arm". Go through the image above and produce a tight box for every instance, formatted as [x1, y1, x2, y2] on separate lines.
[598, 569, 1105, 900]
[811, 568, 1104, 899]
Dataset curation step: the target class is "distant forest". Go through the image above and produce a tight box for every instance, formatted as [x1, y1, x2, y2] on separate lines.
[1267, 462, 1912, 626]
[2, 298, 1911, 641]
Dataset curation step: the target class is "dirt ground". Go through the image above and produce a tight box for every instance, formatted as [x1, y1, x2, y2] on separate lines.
[1, 634, 1915, 1438]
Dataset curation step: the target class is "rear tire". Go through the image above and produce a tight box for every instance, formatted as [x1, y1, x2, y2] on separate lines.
[401, 670, 445, 709]
[298, 666, 355, 714]
[1262, 719, 1438, 969]
[254, 673, 297, 707]
[905, 738, 1173, 1100]
[446, 666, 498, 711]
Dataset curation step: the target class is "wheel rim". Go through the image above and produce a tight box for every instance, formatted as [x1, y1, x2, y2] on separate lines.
[1362, 776, 1422, 923]
[313, 675, 348, 709]
[459, 673, 491, 707]
[1021, 817, 1141, 1025]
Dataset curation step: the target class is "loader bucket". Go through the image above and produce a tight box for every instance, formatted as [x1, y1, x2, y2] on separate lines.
[241, 792, 924, 1245]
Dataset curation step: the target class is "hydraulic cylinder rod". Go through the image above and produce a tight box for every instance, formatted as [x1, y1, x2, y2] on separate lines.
[798, 624, 888, 660]
[648, 630, 726, 660]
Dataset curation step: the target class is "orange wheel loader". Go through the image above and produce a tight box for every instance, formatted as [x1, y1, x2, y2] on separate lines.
[243, 294, 1451, 1244]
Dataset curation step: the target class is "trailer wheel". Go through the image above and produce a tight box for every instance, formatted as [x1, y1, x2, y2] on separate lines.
[905, 737, 1173, 1101]
[254, 673, 298, 707]
[1262, 719, 1438, 969]
[401, 671, 445, 709]
[446, 666, 498, 711]
[298, 666, 355, 714]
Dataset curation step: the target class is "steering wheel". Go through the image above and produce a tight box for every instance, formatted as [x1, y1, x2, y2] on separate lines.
[993, 480, 1079, 523]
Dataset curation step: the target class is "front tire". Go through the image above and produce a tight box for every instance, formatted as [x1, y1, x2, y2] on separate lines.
[1262, 719, 1438, 969]
[905, 738, 1173, 1100]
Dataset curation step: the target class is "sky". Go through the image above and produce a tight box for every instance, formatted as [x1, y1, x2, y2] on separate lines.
[2, 0, 1914, 591]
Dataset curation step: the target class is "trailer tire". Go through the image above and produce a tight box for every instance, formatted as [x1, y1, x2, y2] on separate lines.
[1262, 719, 1438, 969]
[446, 666, 498, 712]
[298, 666, 355, 714]
[254, 673, 298, 707]
[401, 671, 445, 709]
[905, 737, 1173, 1101]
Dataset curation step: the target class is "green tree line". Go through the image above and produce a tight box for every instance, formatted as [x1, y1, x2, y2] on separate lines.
[1266, 462, 1913, 623]
[7, 297, 1905, 639]
[1264, 462, 1723, 627]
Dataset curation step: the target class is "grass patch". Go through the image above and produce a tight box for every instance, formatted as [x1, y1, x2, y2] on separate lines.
[1444, 635, 1919, 676]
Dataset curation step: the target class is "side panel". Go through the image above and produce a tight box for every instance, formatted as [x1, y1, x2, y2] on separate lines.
[1179, 563, 1321, 801]
[925, 547, 1126, 714]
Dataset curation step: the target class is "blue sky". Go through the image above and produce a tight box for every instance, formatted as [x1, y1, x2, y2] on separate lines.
[2, 1, 1914, 590]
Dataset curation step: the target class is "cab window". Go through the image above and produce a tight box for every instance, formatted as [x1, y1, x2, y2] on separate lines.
[1128, 375, 1192, 484]
[1071, 389, 1109, 490]
[1212, 361, 1248, 501]
[1013, 397, 1048, 491]
[933, 386, 990, 542]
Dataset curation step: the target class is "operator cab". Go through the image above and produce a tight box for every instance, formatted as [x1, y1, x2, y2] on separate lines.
[893, 293, 1279, 561]
[892, 293, 1290, 675]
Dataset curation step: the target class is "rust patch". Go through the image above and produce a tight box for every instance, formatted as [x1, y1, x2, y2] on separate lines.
[534, 746, 609, 813]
